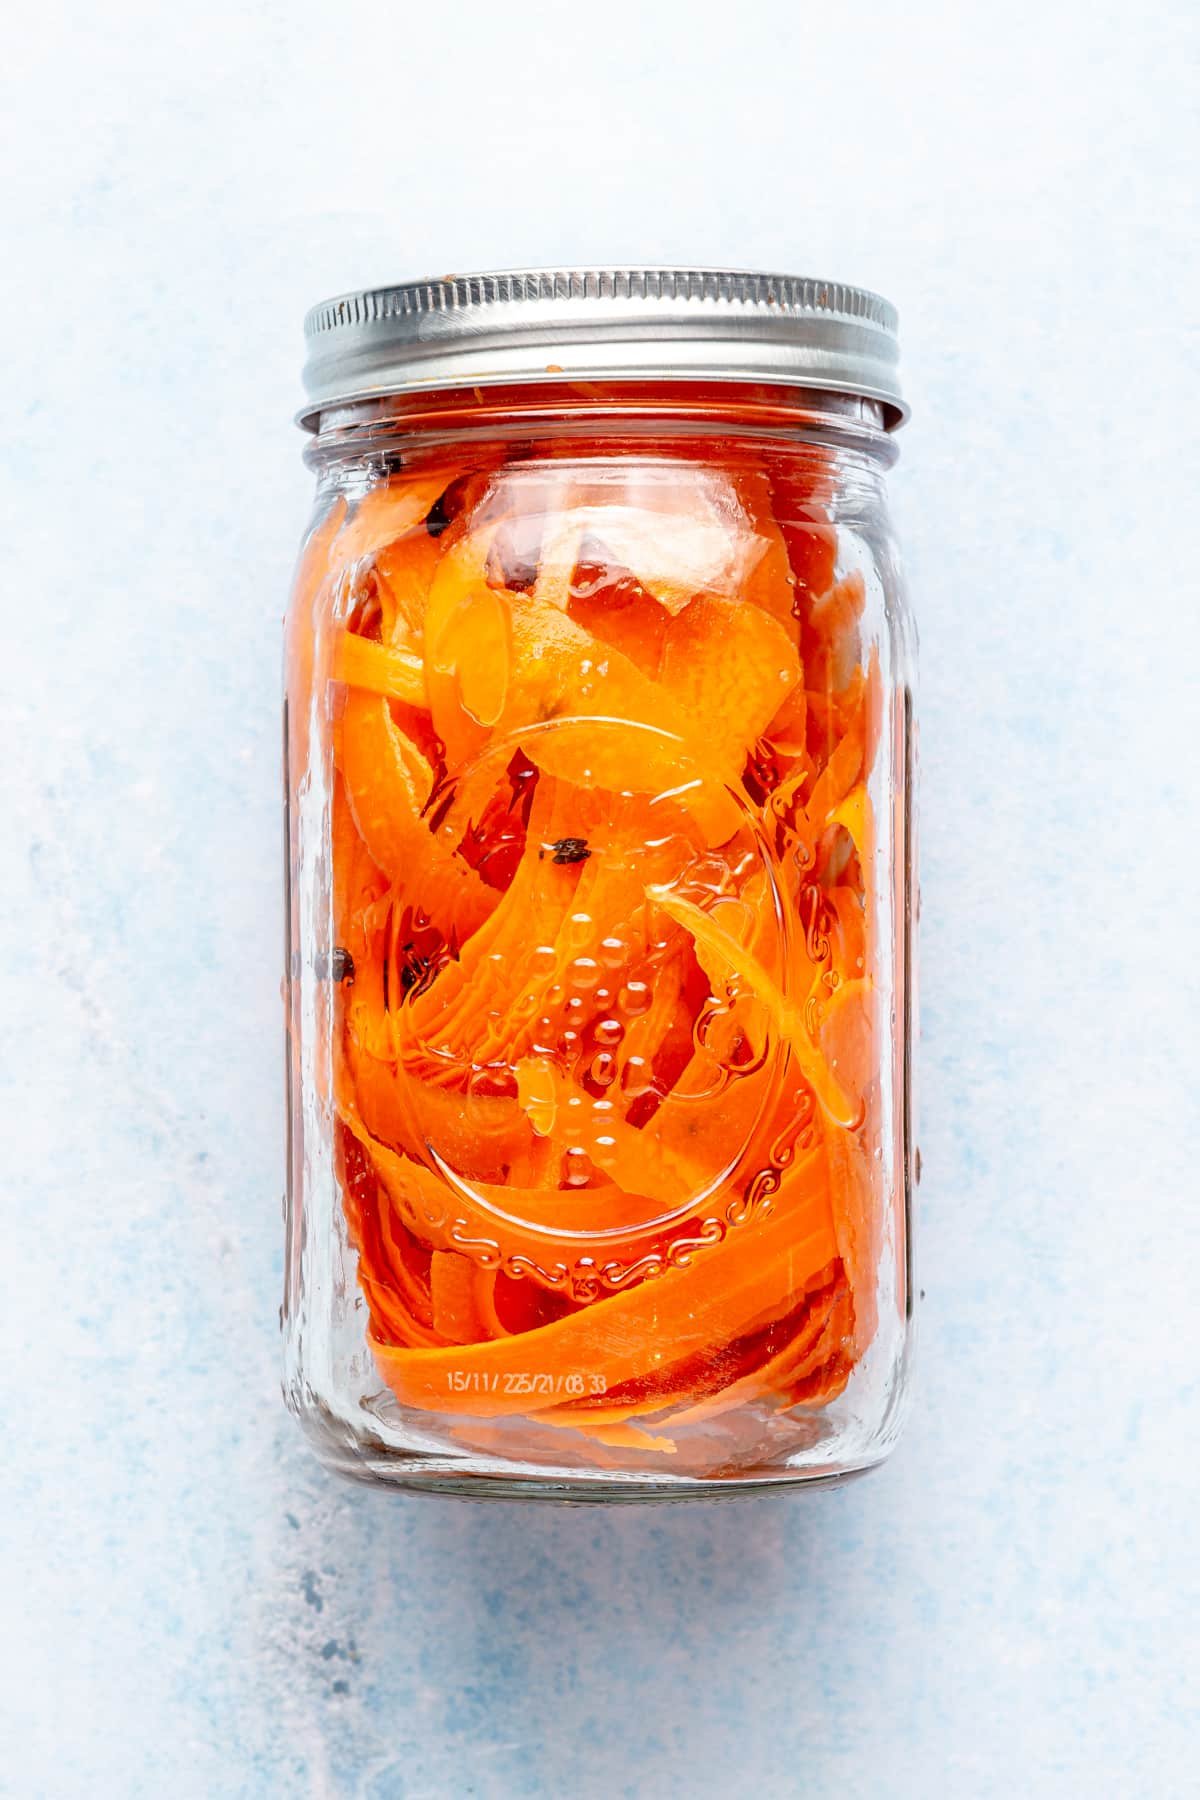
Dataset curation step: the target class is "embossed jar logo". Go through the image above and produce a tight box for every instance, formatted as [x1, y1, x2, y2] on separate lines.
[344, 719, 800, 1304]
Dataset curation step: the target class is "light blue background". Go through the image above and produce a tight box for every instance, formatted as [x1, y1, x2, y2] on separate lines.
[2, 3, 1196, 1794]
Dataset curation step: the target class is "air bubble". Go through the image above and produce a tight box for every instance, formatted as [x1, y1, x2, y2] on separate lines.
[682, 856, 728, 896]
[590, 1133, 619, 1173]
[619, 980, 651, 1016]
[620, 1054, 654, 1098]
[516, 1058, 557, 1137]
[709, 896, 754, 943]
[695, 1003, 729, 1052]
[567, 912, 594, 947]
[702, 1006, 766, 1074]
[467, 1063, 517, 1106]
[562, 1147, 592, 1188]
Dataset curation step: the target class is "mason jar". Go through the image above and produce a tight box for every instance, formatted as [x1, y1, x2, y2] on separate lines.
[282, 268, 917, 1498]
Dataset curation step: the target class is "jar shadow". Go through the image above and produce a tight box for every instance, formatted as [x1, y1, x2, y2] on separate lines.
[368, 1487, 854, 1784]
[259, 1424, 897, 1794]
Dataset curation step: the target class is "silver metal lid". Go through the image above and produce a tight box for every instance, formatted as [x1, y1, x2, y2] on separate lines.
[299, 267, 905, 430]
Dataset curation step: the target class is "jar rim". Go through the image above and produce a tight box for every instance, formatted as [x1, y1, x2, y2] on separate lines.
[298, 267, 907, 432]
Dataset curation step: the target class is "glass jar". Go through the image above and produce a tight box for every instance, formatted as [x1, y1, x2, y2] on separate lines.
[282, 270, 917, 1498]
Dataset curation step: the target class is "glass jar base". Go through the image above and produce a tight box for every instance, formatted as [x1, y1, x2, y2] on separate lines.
[294, 1402, 896, 1503]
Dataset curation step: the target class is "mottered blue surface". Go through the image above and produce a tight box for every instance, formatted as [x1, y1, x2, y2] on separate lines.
[2, 2, 1196, 1794]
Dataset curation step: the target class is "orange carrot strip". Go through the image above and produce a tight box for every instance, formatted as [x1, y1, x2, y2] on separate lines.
[648, 886, 861, 1128]
[658, 593, 798, 773]
[428, 520, 741, 841]
[543, 1260, 847, 1437]
[824, 1124, 880, 1359]
[286, 496, 348, 776]
[374, 528, 443, 647]
[340, 689, 494, 941]
[321, 443, 888, 1442]
[333, 632, 426, 708]
[332, 476, 448, 566]
[658, 1264, 849, 1430]
[430, 1251, 494, 1344]
[817, 979, 878, 1119]
[369, 1155, 837, 1416]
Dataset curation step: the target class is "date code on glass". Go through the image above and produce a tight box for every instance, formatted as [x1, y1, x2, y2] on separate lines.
[445, 1371, 608, 1397]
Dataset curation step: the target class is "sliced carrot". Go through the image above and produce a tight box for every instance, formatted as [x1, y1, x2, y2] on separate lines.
[599, 1055, 776, 1212]
[345, 1059, 549, 1191]
[421, 527, 504, 765]
[862, 643, 885, 780]
[816, 978, 878, 1118]
[340, 690, 430, 857]
[418, 514, 746, 842]
[802, 571, 866, 696]
[312, 441, 890, 1449]
[395, 782, 586, 1061]
[340, 689, 494, 941]
[333, 630, 426, 708]
[806, 723, 865, 828]
[333, 475, 448, 566]
[430, 1251, 494, 1343]
[658, 594, 799, 778]
[822, 885, 869, 986]
[764, 457, 838, 611]
[345, 1104, 681, 1282]
[370, 1152, 837, 1415]
[502, 597, 741, 843]
[657, 1264, 849, 1428]
[648, 885, 862, 1129]
[374, 528, 443, 647]
[286, 496, 347, 776]
[531, 479, 754, 616]
[828, 781, 873, 872]
[548, 1258, 848, 1437]
[564, 541, 672, 673]
[331, 781, 390, 970]
[292, 494, 348, 611]
[824, 1125, 880, 1360]
[764, 679, 809, 757]
[728, 466, 798, 632]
